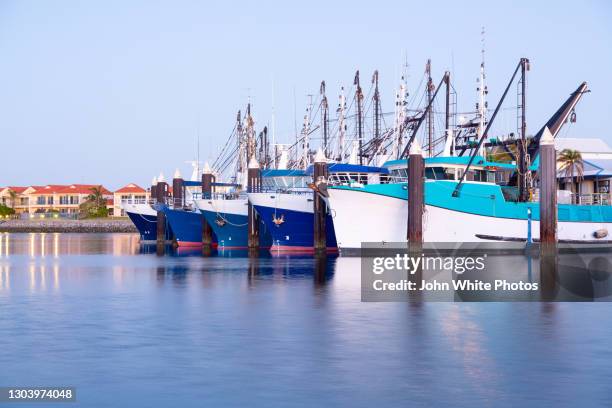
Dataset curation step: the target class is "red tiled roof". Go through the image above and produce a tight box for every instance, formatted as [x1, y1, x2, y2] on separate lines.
[5, 186, 28, 193]
[115, 183, 146, 194]
[29, 184, 112, 195]
[55, 185, 112, 195]
[29, 185, 69, 194]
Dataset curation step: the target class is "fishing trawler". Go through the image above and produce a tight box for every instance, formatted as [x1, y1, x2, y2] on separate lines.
[194, 106, 273, 249]
[248, 74, 396, 252]
[326, 60, 612, 251]
[249, 151, 390, 252]
[122, 175, 173, 243]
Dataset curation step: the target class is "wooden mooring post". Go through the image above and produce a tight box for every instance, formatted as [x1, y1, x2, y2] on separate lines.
[155, 175, 169, 250]
[172, 169, 184, 209]
[247, 157, 261, 249]
[201, 163, 215, 250]
[407, 139, 424, 247]
[539, 127, 557, 250]
[313, 148, 328, 253]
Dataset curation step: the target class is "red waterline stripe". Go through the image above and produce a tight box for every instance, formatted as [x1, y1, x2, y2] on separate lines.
[176, 241, 219, 248]
[217, 245, 273, 250]
[270, 245, 338, 253]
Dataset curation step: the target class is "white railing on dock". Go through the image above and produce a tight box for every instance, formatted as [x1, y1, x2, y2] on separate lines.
[570, 193, 610, 206]
[532, 190, 610, 206]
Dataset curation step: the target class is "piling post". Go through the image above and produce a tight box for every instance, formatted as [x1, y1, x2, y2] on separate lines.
[407, 139, 425, 246]
[156, 174, 168, 248]
[156, 173, 168, 204]
[247, 157, 261, 249]
[201, 162, 215, 249]
[539, 127, 557, 250]
[172, 169, 184, 209]
[313, 148, 328, 253]
[150, 176, 158, 204]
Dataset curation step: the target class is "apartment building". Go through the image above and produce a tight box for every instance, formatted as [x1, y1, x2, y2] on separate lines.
[113, 183, 150, 216]
[0, 184, 114, 215]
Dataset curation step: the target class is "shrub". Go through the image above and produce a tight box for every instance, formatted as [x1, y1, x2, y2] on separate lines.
[0, 204, 15, 216]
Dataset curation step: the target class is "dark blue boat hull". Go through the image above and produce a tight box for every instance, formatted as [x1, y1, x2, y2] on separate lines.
[200, 210, 271, 249]
[253, 205, 337, 252]
[162, 207, 211, 247]
[126, 210, 173, 242]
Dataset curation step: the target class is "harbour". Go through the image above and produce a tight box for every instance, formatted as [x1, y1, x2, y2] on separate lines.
[1, 232, 611, 406]
[2, 1, 612, 406]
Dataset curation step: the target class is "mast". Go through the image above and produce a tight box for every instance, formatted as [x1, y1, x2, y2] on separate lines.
[246, 103, 256, 162]
[235, 109, 247, 186]
[393, 73, 408, 159]
[372, 70, 380, 143]
[354, 70, 364, 165]
[271, 77, 276, 168]
[320, 81, 329, 158]
[477, 27, 488, 156]
[518, 58, 530, 202]
[400, 73, 449, 158]
[442, 72, 454, 156]
[425, 59, 434, 157]
[453, 59, 524, 197]
[337, 86, 347, 162]
[300, 96, 313, 169]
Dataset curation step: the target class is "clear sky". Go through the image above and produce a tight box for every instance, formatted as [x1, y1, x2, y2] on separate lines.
[1, 0, 610, 189]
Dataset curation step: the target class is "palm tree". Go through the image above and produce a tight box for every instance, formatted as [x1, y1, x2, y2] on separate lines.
[557, 149, 584, 196]
[79, 186, 108, 218]
[8, 189, 17, 209]
[86, 186, 105, 207]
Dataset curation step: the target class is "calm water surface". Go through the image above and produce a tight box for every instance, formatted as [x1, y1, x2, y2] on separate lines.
[0, 233, 610, 407]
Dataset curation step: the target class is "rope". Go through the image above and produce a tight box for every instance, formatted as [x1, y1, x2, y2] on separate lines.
[209, 198, 248, 227]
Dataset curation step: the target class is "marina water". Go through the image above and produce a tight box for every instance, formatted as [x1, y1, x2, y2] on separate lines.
[0, 233, 610, 407]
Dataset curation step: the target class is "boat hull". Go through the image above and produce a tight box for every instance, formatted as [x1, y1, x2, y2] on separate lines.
[123, 203, 173, 243]
[161, 207, 208, 247]
[327, 182, 612, 251]
[196, 198, 271, 249]
[249, 192, 337, 252]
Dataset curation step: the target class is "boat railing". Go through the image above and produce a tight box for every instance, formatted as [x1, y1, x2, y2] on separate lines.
[256, 187, 313, 195]
[121, 198, 148, 205]
[197, 192, 247, 201]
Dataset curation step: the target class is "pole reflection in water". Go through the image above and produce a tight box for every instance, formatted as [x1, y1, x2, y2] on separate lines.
[539, 246, 559, 302]
[248, 251, 259, 285]
[313, 254, 327, 286]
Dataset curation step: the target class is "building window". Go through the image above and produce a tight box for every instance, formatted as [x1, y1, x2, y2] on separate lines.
[47, 196, 54, 205]
[37, 197, 45, 205]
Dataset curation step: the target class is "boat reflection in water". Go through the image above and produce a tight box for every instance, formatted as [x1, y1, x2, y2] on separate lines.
[2, 233, 612, 406]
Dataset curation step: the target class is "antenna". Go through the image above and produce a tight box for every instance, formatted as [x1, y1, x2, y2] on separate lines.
[271, 76, 276, 168]
[196, 117, 201, 176]
[293, 86, 298, 164]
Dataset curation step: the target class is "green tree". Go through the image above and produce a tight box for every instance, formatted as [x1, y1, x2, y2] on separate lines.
[79, 186, 108, 218]
[557, 149, 584, 194]
[8, 189, 17, 209]
[0, 204, 15, 216]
